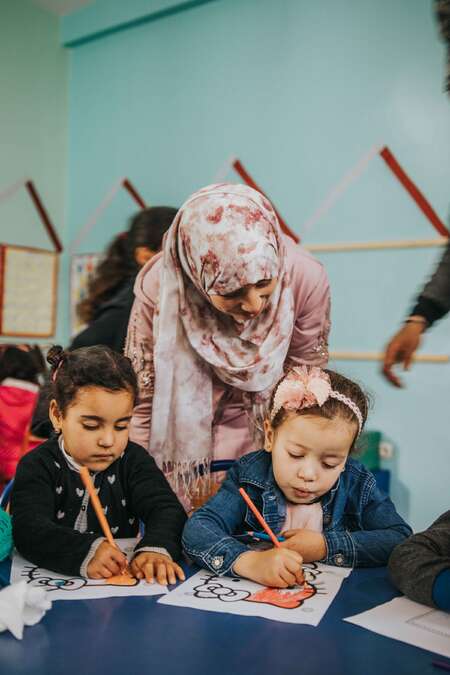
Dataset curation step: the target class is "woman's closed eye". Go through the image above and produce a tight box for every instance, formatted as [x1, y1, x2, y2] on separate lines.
[222, 288, 243, 300]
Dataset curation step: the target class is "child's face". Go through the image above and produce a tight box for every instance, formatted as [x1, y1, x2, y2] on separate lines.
[264, 414, 357, 504]
[49, 386, 134, 472]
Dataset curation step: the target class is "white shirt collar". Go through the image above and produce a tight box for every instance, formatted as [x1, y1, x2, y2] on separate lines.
[58, 435, 83, 474]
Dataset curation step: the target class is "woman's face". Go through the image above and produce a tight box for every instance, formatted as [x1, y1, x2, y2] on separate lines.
[209, 277, 278, 323]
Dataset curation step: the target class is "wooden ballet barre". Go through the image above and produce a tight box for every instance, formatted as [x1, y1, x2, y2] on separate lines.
[330, 351, 449, 363]
[304, 237, 448, 253]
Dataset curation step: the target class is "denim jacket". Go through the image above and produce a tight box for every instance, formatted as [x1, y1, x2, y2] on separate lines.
[182, 450, 412, 576]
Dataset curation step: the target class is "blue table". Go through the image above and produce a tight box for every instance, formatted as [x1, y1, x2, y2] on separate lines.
[0, 561, 446, 675]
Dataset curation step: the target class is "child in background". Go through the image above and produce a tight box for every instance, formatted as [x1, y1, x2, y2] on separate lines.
[0, 346, 40, 486]
[183, 367, 412, 588]
[11, 345, 187, 585]
[389, 511, 450, 611]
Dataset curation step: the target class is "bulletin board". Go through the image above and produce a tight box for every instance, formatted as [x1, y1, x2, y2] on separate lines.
[0, 245, 58, 337]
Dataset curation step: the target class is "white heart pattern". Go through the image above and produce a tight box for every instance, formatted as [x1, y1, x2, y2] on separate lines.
[54, 461, 61, 469]
[128, 517, 135, 525]
[95, 487, 100, 494]
[107, 475, 116, 485]
[103, 506, 108, 515]
[111, 526, 119, 534]
[76, 488, 84, 497]
[121, 499, 126, 507]
[55, 486, 63, 494]
[57, 510, 65, 519]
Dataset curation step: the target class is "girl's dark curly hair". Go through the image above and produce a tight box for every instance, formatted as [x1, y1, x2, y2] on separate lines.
[47, 344, 138, 414]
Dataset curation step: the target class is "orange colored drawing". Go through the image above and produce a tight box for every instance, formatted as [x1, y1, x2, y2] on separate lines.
[106, 570, 138, 586]
[246, 583, 316, 609]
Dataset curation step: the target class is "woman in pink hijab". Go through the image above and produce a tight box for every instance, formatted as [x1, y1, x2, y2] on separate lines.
[126, 184, 330, 493]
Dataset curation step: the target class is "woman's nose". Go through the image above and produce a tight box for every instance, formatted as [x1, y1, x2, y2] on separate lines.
[240, 288, 263, 315]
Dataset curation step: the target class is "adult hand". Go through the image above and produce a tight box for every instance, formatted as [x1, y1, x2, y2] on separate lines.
[382, 320, 426, 387]
[233, 548, 304, 588]
[280, 529, 327, 562]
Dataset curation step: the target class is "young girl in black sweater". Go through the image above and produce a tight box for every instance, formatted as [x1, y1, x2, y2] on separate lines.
[11, 345, 186, 585]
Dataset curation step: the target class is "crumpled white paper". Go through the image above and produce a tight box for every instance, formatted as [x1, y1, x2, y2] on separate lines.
[0, 581, 52, 639]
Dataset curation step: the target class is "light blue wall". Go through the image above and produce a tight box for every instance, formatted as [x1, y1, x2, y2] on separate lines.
[67, 0, 450, 530]
[0, 0, 68, 344]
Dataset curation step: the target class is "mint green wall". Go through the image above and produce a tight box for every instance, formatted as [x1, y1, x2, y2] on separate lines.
[65, 0, 450, 530]
[0, 0, 68, 343]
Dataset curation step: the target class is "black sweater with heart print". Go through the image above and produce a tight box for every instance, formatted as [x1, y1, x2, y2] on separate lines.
[11, 436, 187, 576]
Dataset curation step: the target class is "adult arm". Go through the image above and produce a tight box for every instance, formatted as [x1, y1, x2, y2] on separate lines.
[383, 241, 450, 386]
[125, 296, 155, 450]
[411, 240, 450, 326]
[285, 255, 331, 368]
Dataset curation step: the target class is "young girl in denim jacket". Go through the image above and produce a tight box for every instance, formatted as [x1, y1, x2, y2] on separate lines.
[183, 367, 412, 588]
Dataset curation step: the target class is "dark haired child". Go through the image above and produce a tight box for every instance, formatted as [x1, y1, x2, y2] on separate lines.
[0, 346, 40, 485]
[72, 206, 178, 353]
[183, 367, 412, 588]
[11, 345, 186, 585]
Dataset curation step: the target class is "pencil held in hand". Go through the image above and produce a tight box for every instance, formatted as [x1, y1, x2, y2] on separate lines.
[79, 467, 119, 549]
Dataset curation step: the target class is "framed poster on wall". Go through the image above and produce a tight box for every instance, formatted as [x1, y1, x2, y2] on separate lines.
[70, 253, 102, 337]
[0, 245, 58, 337]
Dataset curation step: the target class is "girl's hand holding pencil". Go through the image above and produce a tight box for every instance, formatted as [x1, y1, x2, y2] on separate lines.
[233, 548, 304, 588]
[236, 487, 304, 587]
[130, 552, 185, 585]
[87, 541, 128, 579]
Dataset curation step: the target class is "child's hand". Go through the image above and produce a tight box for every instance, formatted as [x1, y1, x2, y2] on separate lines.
[87, 541, 128, 579]
[233, 548, 304, 588]
[280, 529, 327, 562]
[130, 552, 186, 585]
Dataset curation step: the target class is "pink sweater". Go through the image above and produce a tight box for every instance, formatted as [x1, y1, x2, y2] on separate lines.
[126, 237, 330, 461]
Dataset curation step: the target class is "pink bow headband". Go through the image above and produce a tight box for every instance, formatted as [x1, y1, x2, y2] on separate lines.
[270, 367, 363, 434]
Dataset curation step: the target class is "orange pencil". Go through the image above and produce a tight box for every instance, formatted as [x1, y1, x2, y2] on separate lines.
[239, 487, 281, 549]
[79, 466, 118, 549]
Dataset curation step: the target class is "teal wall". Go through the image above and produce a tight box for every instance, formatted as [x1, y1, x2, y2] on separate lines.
[64, 0, 450, 528]
[0, 0, 68, 343]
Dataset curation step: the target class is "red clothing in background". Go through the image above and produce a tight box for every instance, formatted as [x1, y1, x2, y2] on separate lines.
[0, 378, 39, 482]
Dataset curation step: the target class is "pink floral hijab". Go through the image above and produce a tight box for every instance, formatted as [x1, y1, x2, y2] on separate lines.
[151, 183, 295, 474]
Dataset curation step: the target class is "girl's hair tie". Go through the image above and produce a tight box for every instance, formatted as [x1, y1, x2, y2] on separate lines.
[52, 358, 64, 383]
[271, 366, 363, 435]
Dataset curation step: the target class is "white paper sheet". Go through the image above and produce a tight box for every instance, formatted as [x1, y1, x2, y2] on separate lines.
[158, 562, 351, 625]
[11, 539, 168, 601]
[345, 596, 450, 658]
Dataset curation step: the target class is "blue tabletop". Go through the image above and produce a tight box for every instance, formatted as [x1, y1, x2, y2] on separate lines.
[0, 560, 445, 675]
